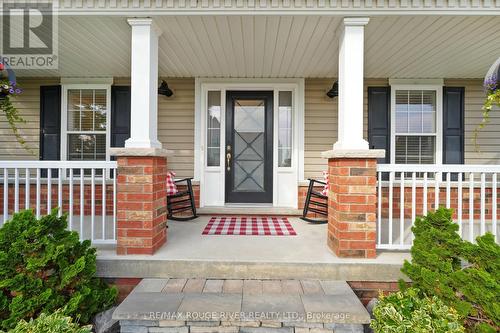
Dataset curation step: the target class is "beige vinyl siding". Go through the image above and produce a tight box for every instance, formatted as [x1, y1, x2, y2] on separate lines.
[444, 79, 500, 165]
[304, 79, 337, 179]
[157, 78, 195, 178]
[0, 78, 58, 160]
[303, 78, 388, 179]
[97, 77, 196, 178]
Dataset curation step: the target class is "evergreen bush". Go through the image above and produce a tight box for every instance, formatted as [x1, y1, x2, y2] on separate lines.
[370, 287, 465, 333]
[0, 210, 117, 330]
[402, 208, 500, 332]
[2, 311, 92, 333]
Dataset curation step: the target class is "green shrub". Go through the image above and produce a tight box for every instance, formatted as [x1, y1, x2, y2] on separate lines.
[0, 210, 117, 330]
[370, 287, 465, 333]
[402, 208, 500, 332]
[2, 311, 92, 333]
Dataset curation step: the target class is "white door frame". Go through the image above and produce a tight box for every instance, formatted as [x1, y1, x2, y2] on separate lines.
[194, 78, 305, 208]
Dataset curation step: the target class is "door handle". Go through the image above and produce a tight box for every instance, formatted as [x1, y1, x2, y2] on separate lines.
[226, 152, 231, 171]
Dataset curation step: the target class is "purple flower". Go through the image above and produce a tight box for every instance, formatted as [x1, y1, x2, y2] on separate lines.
[15, 88, 21, 94]
[8, 88, 14, 94]
[484, 74, 497, 92]
[9, 81, 16, 87]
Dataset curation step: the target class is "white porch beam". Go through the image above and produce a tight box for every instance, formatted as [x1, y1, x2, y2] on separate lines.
[125, 18, 162, 149]
[334, 17, 370, 151]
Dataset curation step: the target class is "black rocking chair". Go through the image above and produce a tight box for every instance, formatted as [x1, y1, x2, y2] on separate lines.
[167, 178, 198, 221]
[300, 178, 328, 224]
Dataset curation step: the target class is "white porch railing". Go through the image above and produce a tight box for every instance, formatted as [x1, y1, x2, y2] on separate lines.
[376, 164, 499, 250]
[0, 161, 118, 244]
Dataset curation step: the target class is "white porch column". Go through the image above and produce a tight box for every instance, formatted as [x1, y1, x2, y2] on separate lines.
[333, 17, 370, 151]
[125, 18, 162, 149]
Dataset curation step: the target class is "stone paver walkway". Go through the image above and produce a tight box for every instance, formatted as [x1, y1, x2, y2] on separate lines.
[113, 278, 370, 333]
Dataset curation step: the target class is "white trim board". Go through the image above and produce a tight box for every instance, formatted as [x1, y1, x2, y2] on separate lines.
[195, 78, 305, 208]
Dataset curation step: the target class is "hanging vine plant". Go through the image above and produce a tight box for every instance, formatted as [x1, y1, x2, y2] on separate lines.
[474, 58, 500, 145]
[0, 63, 30, 150]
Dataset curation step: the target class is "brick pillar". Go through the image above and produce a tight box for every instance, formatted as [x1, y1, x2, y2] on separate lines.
[111, 148, 170, 255]
[323, 150, 384, 259]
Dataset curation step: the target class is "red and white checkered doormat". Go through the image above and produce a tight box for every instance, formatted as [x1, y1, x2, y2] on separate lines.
[202, 217, 297, 236]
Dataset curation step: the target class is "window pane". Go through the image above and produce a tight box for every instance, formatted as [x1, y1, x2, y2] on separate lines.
[278, 91, 292, 167]
[206, 91, 221, 166]
[395, 89, 436, 135]
[68, 134, 106, 161]
[395, 135, 435, 164]
[66, 88, 108, 162]
[67, 89, 107, 132]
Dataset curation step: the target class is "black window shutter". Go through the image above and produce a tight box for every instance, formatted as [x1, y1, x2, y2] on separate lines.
[111, 86, 131, 148]
[368, 87, 390, 164]
[39, 85, 61, 161]
[443, 87, 465, 165]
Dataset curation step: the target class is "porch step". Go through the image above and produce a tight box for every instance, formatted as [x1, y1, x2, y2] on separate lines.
[197, 206, 302, 216]
[113, 278, 370, 333]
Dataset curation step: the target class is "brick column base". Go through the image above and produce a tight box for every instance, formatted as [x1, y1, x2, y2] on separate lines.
[323, 149, 384, 259]
[112, 148, 170, 255]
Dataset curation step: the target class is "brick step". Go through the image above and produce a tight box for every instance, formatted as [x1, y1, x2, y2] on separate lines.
[113, 278, 370, 333]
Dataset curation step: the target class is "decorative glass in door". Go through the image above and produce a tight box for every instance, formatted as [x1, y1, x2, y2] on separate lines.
[233, 99, 266, 192]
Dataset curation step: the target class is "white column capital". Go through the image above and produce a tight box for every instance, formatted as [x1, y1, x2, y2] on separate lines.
[343, 17, 370, 26]
[127, 17, 163, 37]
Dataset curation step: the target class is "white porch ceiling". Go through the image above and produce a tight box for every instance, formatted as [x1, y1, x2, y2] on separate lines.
[13, 15, 500, 79]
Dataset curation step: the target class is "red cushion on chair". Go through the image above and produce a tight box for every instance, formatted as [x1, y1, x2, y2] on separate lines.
[321, 171, 329, 196]
[166, 171, 178, 196]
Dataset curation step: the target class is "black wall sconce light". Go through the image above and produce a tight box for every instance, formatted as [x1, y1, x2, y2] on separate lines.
[326, 81, 338, 98]
[158, 80, 173, 97]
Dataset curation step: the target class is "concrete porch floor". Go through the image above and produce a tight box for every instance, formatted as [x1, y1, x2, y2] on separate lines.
[97, 217, 410, 281]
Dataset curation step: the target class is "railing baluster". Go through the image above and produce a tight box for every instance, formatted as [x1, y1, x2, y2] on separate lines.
[69, 168, 73, 231]
[400, 172, 404, 247]
[469, 172, 474, 242]
[47, 169, 52, 214]
[411, 172, 416, 243]
[14, 168, 19, 213]
[91, 168, 95, 242]
[113, 168, 117, 241]
[36, 168, 41, 218]
[480, 173, 485, 236]
[25, 168, 30, 210]
[102, 168, 106, 241]
[434, 172, 440, 210]
[446, 172, 451, 209]
[458, 172, 462, 237]
[388, 171, 394, 247]
[377, 171, 382, 247]
[423, 172, 428, 214]
[58, 168, 63, 217]
[80, 168, 84, 241]
[493, 173, 497, 241]
[3, 168, 8, 223]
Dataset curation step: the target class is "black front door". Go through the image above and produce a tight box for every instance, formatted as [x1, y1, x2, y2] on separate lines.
[225, 91, 273, 203]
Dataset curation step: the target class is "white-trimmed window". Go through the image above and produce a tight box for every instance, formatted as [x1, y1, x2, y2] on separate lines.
[206, 90, 221, 167]
[61, 85, 111, 161]
[391, 85, 442, 165]
[278, 91, 293, 167]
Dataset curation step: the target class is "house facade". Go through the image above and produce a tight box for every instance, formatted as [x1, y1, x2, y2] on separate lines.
[0, 1, 499, 258]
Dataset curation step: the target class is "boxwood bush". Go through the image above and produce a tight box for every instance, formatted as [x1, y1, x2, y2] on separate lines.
[2, 311, 92, 333]
[401, 208, 500, 332]
[0, 210, 117, 330]
[371, 287, 465, 333]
